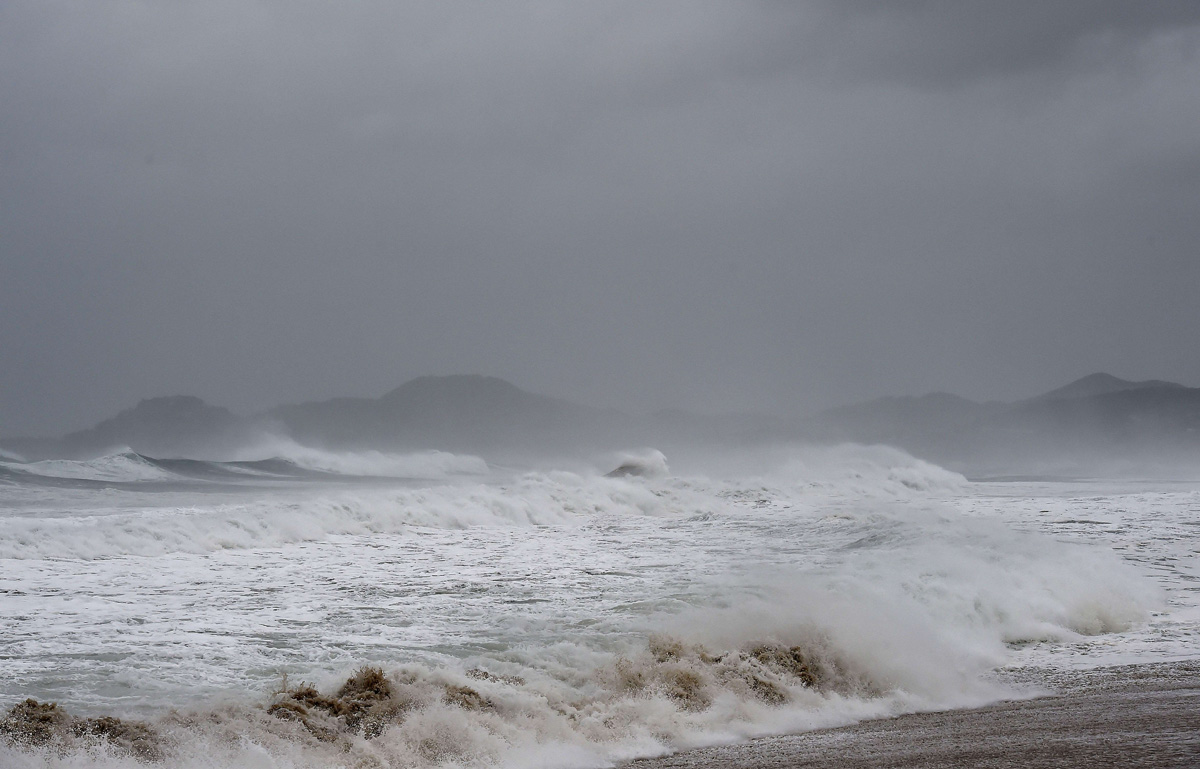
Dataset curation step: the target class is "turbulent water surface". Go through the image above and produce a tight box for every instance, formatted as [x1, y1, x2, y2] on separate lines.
[1, 444, 1197, 768]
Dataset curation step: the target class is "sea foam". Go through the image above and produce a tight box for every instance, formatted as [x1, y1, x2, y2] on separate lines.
[0, 444, 1181, 769]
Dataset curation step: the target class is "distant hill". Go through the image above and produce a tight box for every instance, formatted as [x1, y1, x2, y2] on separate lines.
[1, 376, 630, 460]
[3, 396, 255, 460]
[1004, 377, 1200, 443]
[268, 374, 625, 451]
[814, 373, 1200, 473]
[1030, 373, 1186, 402]
[4, 372, 1198, 472]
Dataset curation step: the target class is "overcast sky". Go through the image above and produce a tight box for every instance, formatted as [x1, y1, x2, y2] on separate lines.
[3, 1, 1199, 435]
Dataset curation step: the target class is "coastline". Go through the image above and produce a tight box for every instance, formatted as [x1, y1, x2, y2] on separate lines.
[629, 661, 1200, 769]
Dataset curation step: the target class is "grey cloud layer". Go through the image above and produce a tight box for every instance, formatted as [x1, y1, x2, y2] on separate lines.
[806, 0, 1200, 86]
[2, 2, 1198, 435]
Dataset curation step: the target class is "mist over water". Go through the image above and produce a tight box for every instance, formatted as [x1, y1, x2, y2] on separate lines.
[4, 2, 1200, 765]
[2, 438, 1194, 768]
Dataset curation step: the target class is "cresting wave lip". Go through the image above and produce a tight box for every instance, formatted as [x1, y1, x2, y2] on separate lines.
[231, 440, 492, 479]
[0, 450, 313, 489]
[0, 445, 492, 486]
[1, 451, 176, 483]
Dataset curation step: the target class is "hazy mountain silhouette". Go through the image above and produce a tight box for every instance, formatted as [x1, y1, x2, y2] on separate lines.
[2, 377, 625, 460]
[1029, 372, 1186, 402]
[814, 373, 1200, 474]
[268, 374, 625, 452]
[1004, 377, 1200, 443]
[3, 373, 1198, 473]
[3, 396, 254, 460]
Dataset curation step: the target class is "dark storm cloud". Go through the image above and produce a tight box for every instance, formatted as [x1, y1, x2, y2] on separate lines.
[799, 0, 1200, 87]
[1, 2, 1198, 435]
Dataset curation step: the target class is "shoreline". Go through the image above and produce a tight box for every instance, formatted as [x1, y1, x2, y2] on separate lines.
[629, 661, 1200, 769]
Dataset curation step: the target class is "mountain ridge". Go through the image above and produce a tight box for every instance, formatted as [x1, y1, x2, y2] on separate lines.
[268, 374, 617, 451]
[814, 372, 1200, 472]
[1029, 372, 1187, 403]
[3, 373, 1198, 471]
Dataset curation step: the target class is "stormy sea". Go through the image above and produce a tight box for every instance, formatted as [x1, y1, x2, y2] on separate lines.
[1, 442, 1197, 768]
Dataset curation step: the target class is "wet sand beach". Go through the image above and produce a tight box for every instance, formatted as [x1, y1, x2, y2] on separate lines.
[631, 662, 1200, 769]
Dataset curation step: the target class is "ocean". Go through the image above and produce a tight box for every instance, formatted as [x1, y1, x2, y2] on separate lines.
[1, 442, 1196, 768]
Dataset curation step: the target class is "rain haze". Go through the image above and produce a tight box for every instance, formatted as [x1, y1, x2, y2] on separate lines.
[4, 7, 1200, 769]
[3, 1, 1199, 437]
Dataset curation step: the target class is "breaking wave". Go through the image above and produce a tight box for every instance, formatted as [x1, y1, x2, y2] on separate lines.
[1, 451, 176, 483]
[0, 444, 1169, 769]
[0, 468, 713, 560]
[0, 626, 1004, 769]
[0, 549, 1153, 769]
[676, 442, 968, 496]
[0, 444, 971, 561]
[0, 444, 489, 489]
[231, 437, 491, 479]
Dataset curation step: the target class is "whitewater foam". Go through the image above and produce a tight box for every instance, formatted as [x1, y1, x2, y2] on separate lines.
[0, 444, 1192, 769]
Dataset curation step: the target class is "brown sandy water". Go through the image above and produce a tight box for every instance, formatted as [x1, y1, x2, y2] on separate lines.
[629, 662, 1200, 769]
